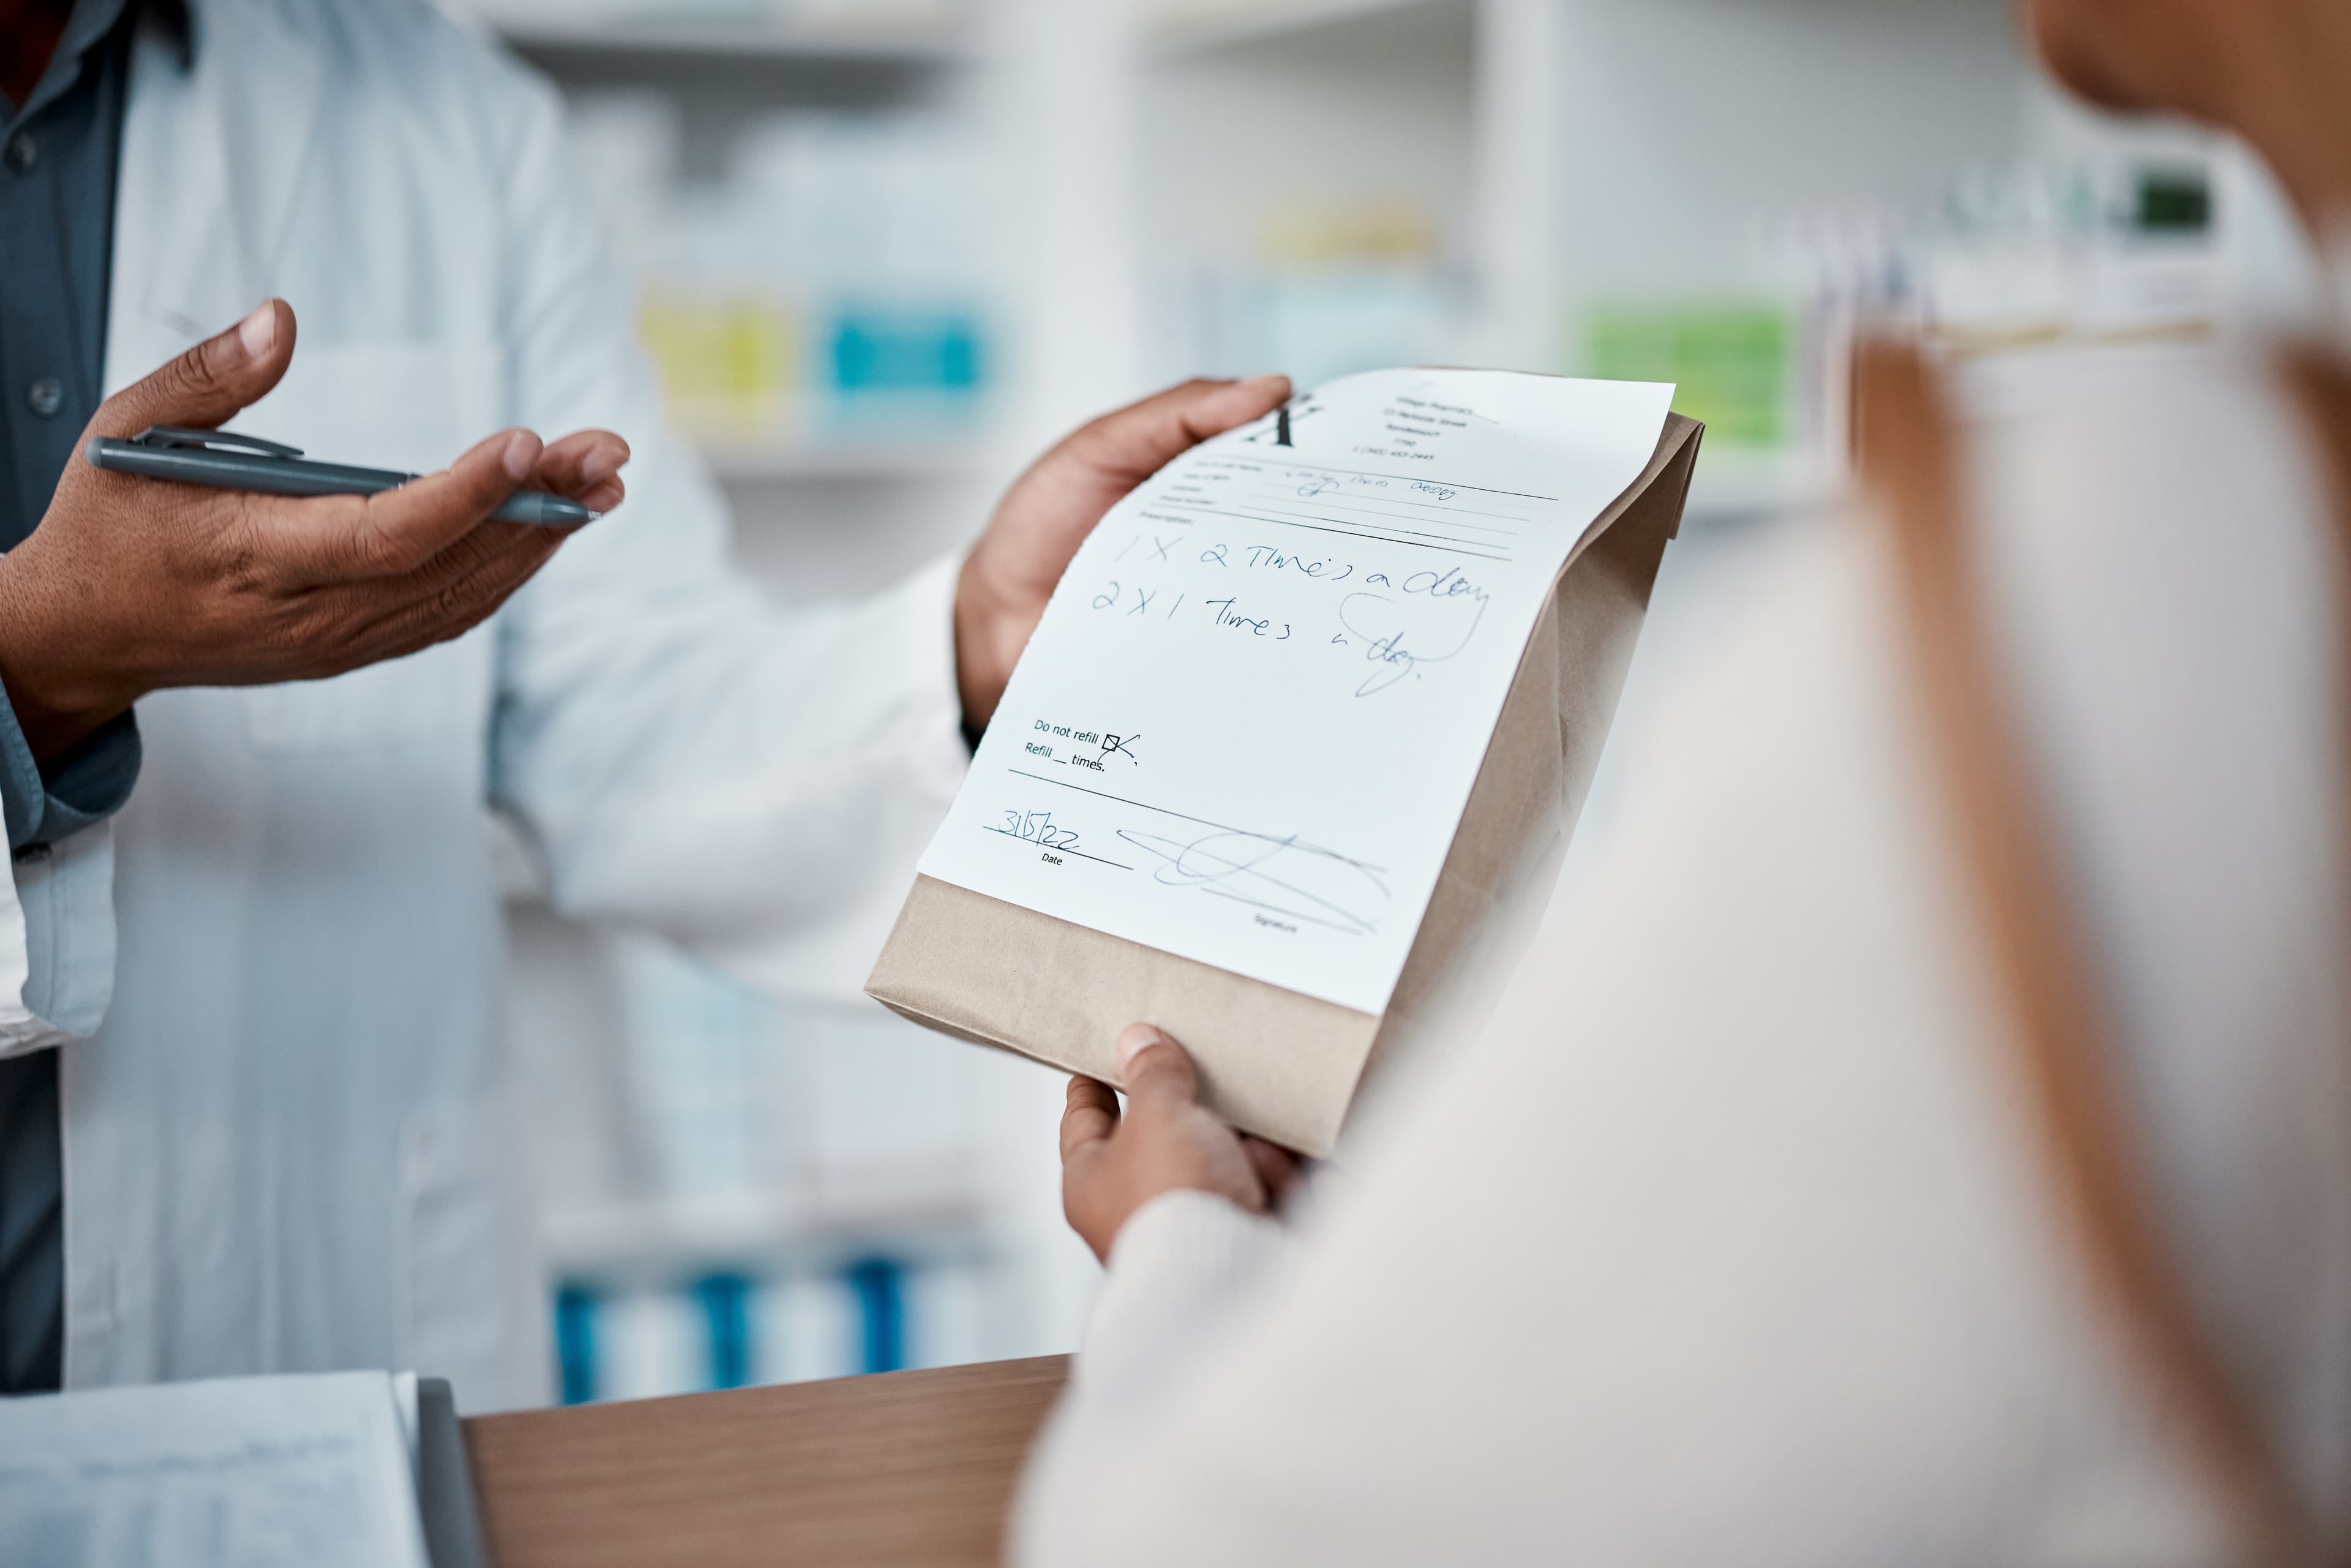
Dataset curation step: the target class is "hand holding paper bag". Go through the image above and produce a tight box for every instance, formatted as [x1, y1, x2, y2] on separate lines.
[954, 375, 1294, 730]
[1060, 1025, 1301, 1262]
[874, 371, 1703, 1156]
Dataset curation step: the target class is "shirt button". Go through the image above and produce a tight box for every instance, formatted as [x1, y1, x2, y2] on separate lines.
[3, 134, 33, 174]
[26, 378, 64, 419]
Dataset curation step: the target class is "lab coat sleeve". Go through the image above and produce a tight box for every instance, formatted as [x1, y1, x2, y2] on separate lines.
[0, 826, 117, 1059]
[0, 698, 134, 1056]
[479, 56, 969, 1000]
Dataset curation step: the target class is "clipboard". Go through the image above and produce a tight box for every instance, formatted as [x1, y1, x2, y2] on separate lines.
[416, 1378, 494, 1568]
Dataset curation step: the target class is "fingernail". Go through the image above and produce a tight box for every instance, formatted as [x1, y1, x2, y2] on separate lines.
[580, 448, 621, 486]
[1240, 374, 1291, 398]
[501, 431, 540, 482]
[1117, 1024, 1166, 1067]
[237, 302, 277, 360]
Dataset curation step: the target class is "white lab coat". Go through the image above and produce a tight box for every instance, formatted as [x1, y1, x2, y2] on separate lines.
[0, 0, 970, 1410]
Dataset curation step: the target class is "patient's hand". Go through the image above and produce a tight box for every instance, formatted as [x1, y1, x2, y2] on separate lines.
[1059, 1024, 1300, 1263]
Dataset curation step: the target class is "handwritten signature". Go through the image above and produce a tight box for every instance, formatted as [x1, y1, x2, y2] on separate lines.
[1118, 827, 1389, 936]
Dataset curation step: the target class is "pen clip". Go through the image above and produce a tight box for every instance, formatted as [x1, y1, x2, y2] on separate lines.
[132, 425, 306, 460]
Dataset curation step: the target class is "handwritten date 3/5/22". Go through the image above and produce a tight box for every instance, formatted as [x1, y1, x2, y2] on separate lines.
[992, 809, 1079, 857]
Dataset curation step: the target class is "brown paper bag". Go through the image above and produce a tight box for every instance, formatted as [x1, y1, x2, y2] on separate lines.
[866, 414, 1703, 1156]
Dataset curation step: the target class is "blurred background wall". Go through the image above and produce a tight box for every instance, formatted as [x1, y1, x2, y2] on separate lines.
[443, 0, 2322, 1405]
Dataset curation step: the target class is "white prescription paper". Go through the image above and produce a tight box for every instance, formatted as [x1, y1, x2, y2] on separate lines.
[0, 1371, 430, 1568]
[920, 369, 1674, 1015]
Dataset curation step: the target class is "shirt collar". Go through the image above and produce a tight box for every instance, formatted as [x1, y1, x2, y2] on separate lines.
[12, 0, 191, 126]
[148, 0, 192, 68]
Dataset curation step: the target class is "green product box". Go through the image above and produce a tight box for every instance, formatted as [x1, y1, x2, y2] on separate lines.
[1586, 304, 1793, 449]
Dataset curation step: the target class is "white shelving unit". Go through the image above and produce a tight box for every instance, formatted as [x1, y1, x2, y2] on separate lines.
[1133, 0, 2041, 519]
[478, 0, 2253, 1403]
[468, 0, 967, 47]
[468, 0, 1010, 515]
[491, 19, 959, 62]
[470, 0, 1095, 1402]
[487, 17, 964, 62]
[540, 1184, 991, 1284]
[697, 437, 993, 483]
[1150, 0, 1438, 54]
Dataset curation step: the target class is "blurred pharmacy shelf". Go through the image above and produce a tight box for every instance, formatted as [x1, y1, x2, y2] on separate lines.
[1130, 0, 2269, 527]
[478, 0, 2288, 1413]
[486, 17, 964, 63]
[464, 0, 968, 61]
[467, 0, 1005, 497]
[475, 3, 1096, 1405]
[540, 1186, 989, 1282]
[1680, 448, 1839, 525]
[552, 1252, 994, 1402]
[1149, 0, 1440, 54]
[697, 437, 992, 483]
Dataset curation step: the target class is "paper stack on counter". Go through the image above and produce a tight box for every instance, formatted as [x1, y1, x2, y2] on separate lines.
[0, 1370, 489, 1568]
[871, 370, 1701, 1155]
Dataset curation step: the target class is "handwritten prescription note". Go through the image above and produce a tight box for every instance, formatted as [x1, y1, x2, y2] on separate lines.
[919, 369, 1674, 1015]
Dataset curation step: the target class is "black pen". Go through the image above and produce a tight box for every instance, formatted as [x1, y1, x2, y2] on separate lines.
[85, 425, 596, 527]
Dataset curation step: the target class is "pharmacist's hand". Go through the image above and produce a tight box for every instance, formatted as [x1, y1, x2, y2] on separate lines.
[1060, 1025, 1301, 1264]
[0, 299, 623, 763]
[954, 375, 1291, 731]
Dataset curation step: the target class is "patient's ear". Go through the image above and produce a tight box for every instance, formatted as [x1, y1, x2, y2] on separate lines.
[2018, 0, 2232, 118]
[2020, 0, 2147, 113]
[2019, 0, 2351, 230]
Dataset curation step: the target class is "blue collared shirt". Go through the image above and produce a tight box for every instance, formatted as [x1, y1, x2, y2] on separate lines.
[0, 0, 178, 1396]
[0, 0, 146, 850]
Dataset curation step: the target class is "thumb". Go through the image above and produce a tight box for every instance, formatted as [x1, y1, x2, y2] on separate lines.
[1070, 375, 1292, 484]
[1117, 1024, 1201, 1109]
[90, 299, 296, 440]
[278, 427, 544, 582]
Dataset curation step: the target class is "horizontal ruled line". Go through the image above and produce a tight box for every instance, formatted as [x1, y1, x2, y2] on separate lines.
[1147, 501, 1512, 561]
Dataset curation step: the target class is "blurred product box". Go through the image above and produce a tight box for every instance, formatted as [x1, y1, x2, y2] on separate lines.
[1170, 202, 1470, 389]
[1591, 159, 2227, 515]
[613, 934, 781, 1200]
[610, 936, 986, 1208]
[831, 306, 986, 408]
[568, 92, 1001, 449]
[553, 1255, 987, 1405]
[1585, 304, 1795, 451]
[639, 291, 802, 441]
[1912, 161, 2221, 351]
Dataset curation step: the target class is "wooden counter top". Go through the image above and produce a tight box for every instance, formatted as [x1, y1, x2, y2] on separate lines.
[463, 1354, 1071, 1567]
